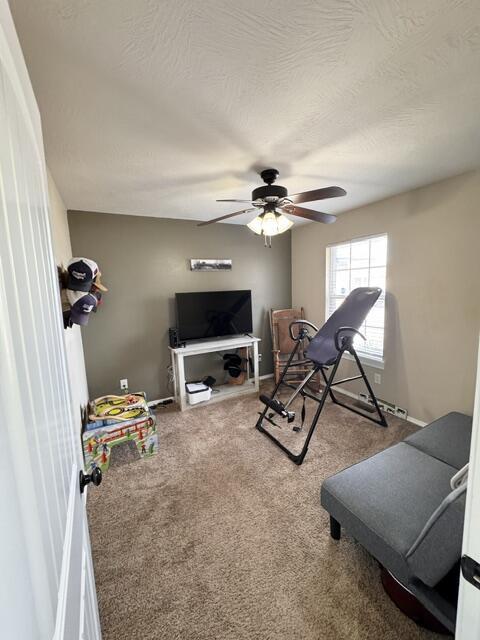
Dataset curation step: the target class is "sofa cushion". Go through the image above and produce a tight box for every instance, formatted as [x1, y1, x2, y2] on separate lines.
[405, 484, 466, 586]
[321, 442, 457, 586]
[404, 411, 472, 470]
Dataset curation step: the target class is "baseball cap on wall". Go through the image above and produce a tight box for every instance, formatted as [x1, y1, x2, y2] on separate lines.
[92, 271, 108, 292]
[70, 293, 98, 326]
[66, 288, 86, 307]
[67, 257, 99, 292]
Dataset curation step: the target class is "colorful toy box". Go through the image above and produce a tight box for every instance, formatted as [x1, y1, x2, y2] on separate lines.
[82, 393, 158, 473]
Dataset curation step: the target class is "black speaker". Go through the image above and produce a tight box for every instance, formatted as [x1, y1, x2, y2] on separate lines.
[169, 327, 180, 348]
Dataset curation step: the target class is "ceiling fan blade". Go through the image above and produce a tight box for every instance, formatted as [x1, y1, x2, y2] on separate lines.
[198, 208, 257, 226]
[287, 186, 346, 205]
[216, 199, 253, 203]
[281, 205, 336, 224]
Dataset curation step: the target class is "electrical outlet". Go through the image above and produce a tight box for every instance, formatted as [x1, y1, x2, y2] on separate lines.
[258, 353, 262, 362]
[395, 406, 408, 419]
[374, 373, 381, 384]
[120, 378, 128, 391]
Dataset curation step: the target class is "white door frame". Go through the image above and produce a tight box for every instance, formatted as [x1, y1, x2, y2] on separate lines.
[0, 2, 101, 638]
[456, 336, 480, 637]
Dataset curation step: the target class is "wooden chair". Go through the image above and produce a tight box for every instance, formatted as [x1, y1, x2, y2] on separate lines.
[270, 307, 316, 385]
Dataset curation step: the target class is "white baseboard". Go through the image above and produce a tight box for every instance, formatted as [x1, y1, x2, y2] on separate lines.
[403, 415, 427, 428]
[149, 380, 427, 426]
[334, 386, 427, 427]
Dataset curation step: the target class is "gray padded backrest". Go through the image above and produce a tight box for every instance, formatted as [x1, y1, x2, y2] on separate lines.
[404, 412, 472, 470]
[306, 287, 382, 366]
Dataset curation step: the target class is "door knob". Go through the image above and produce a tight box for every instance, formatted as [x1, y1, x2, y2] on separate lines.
[79, 467, 102, 494]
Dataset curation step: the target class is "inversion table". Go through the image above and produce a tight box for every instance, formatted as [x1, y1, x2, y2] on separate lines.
[256, 287, 387, 465]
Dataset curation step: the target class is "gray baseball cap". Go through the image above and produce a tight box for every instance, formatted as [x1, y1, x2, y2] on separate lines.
[70, 293, 98, 326]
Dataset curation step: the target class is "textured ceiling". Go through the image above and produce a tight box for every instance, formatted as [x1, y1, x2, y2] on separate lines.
[9, 0, 480, 224]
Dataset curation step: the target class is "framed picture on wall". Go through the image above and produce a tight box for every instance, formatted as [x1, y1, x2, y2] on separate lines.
[190, 259, 232, 271]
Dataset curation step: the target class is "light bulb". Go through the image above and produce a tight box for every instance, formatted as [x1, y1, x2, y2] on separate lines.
[247, 216, 263, 235]
[262, 211, 280, 236]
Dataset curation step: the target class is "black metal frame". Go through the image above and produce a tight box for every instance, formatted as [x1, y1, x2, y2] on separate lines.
[256, 321, 387, 465]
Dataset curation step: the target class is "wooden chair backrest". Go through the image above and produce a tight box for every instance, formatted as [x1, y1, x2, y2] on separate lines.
[270, 308, 305, 355]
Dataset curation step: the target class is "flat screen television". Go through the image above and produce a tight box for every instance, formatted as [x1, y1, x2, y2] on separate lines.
[175, 290, 253, 341]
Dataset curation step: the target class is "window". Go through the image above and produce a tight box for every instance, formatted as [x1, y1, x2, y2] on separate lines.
[326, 234, 387, 363]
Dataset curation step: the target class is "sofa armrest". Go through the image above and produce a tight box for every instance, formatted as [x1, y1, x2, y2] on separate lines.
[406, 485, 466, 587]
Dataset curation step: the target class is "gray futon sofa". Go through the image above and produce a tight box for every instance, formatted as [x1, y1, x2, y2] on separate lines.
[321, 411, 472, 633]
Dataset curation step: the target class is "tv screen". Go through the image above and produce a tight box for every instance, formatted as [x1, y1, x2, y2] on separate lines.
[175, 290, 253, 341]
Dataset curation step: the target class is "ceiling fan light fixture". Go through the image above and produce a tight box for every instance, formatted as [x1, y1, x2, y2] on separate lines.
[276, 213, 293, 234]
[262, 210, 280, 236]
[247, 215, 263, 235]
[247, 210, 293, 237]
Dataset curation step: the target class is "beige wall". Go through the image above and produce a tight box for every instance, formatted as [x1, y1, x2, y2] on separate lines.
[68, 212, 292, 400]
[47, 169, 89, 411]
[292, 170, 480, 423]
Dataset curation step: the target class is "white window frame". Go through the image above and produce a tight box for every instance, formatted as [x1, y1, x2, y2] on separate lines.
[325, 233, 387, 370]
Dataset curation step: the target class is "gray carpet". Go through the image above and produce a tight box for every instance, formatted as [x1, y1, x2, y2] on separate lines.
[87, 386, 439, 640]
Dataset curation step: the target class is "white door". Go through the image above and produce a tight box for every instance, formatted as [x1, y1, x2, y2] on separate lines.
[0, 2, 102, 639]
[456, 337, 480, 638]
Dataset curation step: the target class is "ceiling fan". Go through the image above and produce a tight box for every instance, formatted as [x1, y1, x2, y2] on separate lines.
[198, 168, 346, 246]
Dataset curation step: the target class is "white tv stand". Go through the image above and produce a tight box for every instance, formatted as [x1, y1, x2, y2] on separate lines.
[169, 335, 261, 411]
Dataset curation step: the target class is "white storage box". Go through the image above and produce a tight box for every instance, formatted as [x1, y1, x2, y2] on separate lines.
[186, 382, 212, 405]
